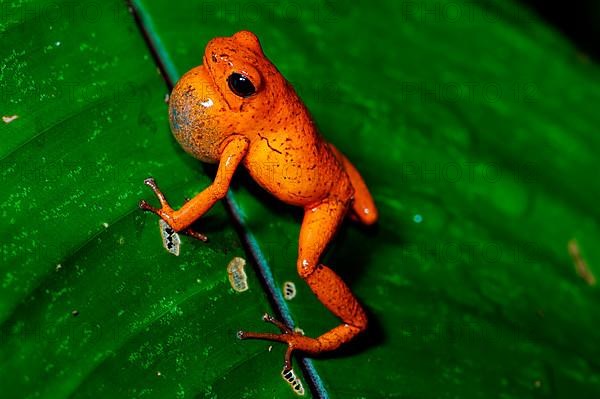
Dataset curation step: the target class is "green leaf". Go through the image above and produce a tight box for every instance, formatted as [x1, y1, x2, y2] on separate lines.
[0, 1, 299, 397]
[130, 0, 600, 397]
[4, 0, 600, 397]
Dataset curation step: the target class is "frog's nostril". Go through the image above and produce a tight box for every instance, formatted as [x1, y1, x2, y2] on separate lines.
[211, 53, 217, 63]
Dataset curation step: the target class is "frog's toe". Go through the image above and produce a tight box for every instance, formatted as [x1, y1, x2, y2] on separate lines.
[139, 199, 159, 213]
[143, 176, 157, 187]
[181, 227, 209, 242]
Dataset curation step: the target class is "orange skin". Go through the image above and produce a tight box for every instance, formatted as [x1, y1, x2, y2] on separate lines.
[140, 31, 378, 371]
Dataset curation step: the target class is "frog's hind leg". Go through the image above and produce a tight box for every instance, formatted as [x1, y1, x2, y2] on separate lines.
[296, 196, 369, 348]
[239, 193, 368, 370]
[327, 143, 378, 225]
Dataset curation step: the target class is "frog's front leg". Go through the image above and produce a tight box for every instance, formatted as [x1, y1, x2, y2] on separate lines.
[139, 178, 209, 241]
[139, 136, 249, 233]
[239, 186, 368, 371]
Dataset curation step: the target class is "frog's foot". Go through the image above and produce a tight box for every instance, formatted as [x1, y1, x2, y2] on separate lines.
[139, 177, 208, 242]
[139, 177, 171, 212]
[238, 313, 314, 372]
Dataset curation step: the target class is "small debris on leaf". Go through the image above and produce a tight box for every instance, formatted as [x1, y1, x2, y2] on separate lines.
[281, 367, 305, 396]
[2, 115, 18, 124]
[159, 219, 180, 256]
[283, 281, 296, 300]
[568, 239, 596, 285]
[227, 257, 248, 292]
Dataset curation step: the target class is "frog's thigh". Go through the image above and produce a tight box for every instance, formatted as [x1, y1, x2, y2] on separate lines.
[297, 198, 348, 277]
[327, 143, 378, 225]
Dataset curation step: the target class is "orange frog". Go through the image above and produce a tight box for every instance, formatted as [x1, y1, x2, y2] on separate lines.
[140, 31, 378, 371]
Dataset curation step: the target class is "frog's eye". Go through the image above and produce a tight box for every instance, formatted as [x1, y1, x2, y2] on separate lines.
[227, 73, 256, 98]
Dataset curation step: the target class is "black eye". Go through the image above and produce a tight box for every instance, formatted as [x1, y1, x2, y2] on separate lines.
[227, 73, 256, 98]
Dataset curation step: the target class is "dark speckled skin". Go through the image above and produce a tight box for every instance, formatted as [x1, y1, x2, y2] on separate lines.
[144, 31, 378, 368]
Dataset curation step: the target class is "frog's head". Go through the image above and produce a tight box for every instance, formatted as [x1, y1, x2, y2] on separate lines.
[168, 31, 288, 163]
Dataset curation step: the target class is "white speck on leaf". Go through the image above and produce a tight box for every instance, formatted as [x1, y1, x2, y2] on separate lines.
[3, 115, 18, 123]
